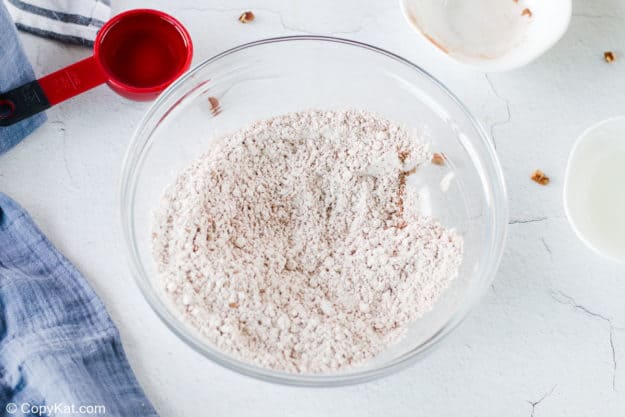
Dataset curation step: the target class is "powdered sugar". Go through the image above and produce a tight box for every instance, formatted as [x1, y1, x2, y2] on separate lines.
[152, 109, 463, 373]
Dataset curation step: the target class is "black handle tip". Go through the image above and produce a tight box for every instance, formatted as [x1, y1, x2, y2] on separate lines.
[0, 81, 50, 127]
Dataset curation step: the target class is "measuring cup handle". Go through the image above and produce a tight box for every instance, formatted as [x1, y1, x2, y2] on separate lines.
[0, 56, 107, 127]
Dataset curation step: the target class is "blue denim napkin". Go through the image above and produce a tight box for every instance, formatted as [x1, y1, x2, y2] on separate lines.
[0, 1, 46, 156]
[0, 193, 159, 416]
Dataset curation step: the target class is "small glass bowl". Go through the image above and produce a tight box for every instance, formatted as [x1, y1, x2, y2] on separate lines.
[120, 36, 508, 386]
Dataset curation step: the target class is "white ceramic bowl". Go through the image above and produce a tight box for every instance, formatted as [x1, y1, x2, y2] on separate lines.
[564, 116, 625, 264]
[400, 0, 572, 72]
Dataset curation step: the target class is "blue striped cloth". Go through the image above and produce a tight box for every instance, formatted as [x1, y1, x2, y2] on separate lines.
[0, 1, 46, 155]
[3, 0, 111, 46]
[0, 193, 159, 416]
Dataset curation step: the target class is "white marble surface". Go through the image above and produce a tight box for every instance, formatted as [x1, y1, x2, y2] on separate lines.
[2, 0, 625, 415]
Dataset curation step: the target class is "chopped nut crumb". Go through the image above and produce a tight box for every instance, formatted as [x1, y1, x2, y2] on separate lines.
[404, 167, 417, 176]
[229, 302, 239, 308]
[397, 149, 410, 163]
[531, 169, 550, 185]
[604, 51, 615, 63]
[431, 153, 445, 166]
[521, 8, 532, 17]
[238, 11, 255, 23]
[208, 96, 221, 116]
[394, 167, 417, 228]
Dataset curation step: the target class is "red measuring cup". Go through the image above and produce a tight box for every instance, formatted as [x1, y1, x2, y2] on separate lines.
[0, 9, 193, 127]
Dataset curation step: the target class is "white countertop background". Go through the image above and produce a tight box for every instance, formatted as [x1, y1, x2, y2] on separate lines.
[2, 0, 625, 415]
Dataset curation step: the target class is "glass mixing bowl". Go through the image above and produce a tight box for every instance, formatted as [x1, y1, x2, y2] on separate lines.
[120, 36, 508, 386]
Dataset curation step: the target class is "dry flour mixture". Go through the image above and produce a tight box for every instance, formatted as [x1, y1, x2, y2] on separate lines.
[152, 110, 463, 373]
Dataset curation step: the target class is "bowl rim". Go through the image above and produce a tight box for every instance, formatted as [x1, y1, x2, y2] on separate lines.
[120, 35, 509, 387]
